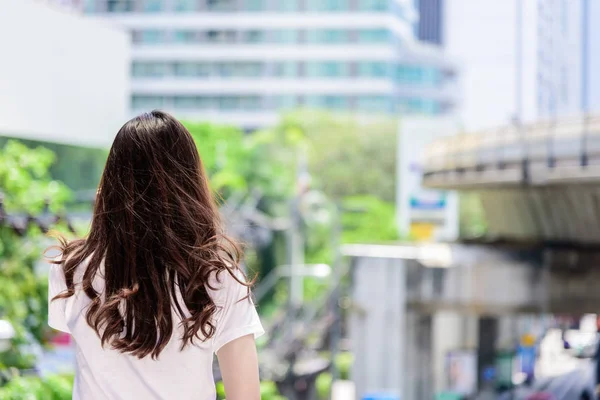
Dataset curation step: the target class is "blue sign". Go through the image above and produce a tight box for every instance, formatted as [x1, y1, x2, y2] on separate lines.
[362, 394, 401, 400]
[409, 194, 447, 210]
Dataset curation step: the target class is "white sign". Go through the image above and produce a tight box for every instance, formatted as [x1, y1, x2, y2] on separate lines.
[396, 117, 460, 241]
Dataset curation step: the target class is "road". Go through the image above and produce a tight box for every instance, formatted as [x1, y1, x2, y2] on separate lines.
[510, 361, 595, 399]
[477, 329, 597, 400]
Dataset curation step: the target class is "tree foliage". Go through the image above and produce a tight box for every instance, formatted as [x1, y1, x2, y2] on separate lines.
[278, 110, 398, 203]
[183, 122, 301, 291]
[341, 195, 399, 243]
[272, 111, 400, 244]
[0, 137, 107, 193]
[0, 141, 71, 371]
[0, 374, 73, 400]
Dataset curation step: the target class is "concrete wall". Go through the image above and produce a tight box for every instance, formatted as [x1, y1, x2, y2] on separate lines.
[350, 256, 406, 399]
[0, 0, 129, 147]
[347, 244, 600, 398]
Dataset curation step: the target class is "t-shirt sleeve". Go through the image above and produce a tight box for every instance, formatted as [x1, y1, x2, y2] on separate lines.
[212, 269, 264, 353]
[48, 263, 71, 334]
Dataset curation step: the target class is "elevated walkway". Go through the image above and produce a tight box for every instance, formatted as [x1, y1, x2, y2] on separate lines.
[421, 114, 600, 245]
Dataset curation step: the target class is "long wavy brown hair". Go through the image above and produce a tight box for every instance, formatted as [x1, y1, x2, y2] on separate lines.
[50, 110, 248, 359]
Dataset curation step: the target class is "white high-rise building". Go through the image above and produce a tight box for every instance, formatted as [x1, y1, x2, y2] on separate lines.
[84, 0, 460, 129]
[535, 0, 600, 119]
[51, 0, 83, 9]
[443, 0, 600, 131]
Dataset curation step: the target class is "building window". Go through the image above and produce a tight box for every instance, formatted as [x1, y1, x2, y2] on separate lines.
[207, 0, 235, 11]
[305, 96, 348, 110]
[273, 1, 299, 11]
[305, 29, 348, 44]
[275, 95, 298, 109]
[132, 62, 168, 78]
[273, 30, 299, 43]
[169, 95, 263, 111]
[305, 96, 323, 107]
[83, 0, 96, 12]
[358, 0, 388, 11]
[173, 30, 198, 43]
[132, 95, 164, 109]
[244, 0, 265, 11]
[419, 67, 441, 86]
[245, 30, 266, 43]
[107, 0, 134, 12]
[239, 96, 262, 110]
[143, 0, 163, 12]
[324, 96, 348, 109]
[173, 62, 212, 77]
[306, 0, 349, 11]
[399, 98, 434, 114]
[174, 0, 197, 12]
[217, 63, 235, 77]
[214, 62, 262, 77]
[273, 62, 299, 77]
[171, 96, 218, 110]
[306, 62, 349, 78]
[357, 62, 388, 78]
[219, 96, 239, 110]
[207, 30, 237, 43]
[234, 62, 263, 77]
[174, 96, 199, 109]
[396, 65, 422, 84]
[357, 96, 390, 112]
[133, 30, 167, 44]
[197, 97, 217, 109]
[357, 29, 389, 43]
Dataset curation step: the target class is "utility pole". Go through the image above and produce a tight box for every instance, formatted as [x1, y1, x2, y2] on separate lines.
[290, 145, 309, 308]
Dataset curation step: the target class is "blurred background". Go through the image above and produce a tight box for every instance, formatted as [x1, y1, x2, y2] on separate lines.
[0, 0, 600, 399]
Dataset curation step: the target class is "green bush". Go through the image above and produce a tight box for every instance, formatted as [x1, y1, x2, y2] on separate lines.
[216, 380, 285, 400]
[316, 372, 332, 400]
[335, 352, 353, 380]
[0, 374, 73, 400]
[341, 196, 399, 244]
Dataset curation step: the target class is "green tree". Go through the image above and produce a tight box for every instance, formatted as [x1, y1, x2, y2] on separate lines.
[184, 122, 301, 302]
[341, 195, 399, 243]
[0, 137, 107, 193]
[277, 110, 398, 202]
[271, 111, 400, 244]
[0, 141, 71, 371]
[184, 121, 299, 205]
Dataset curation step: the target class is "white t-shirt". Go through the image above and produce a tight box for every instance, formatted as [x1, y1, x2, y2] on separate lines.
[48, 260, 264, 400]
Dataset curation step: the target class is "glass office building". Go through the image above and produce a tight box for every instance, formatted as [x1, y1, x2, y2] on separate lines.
[85, 0, 459, 128]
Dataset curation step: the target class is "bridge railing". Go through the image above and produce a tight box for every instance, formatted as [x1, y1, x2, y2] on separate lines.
[423, 114, 600, 187]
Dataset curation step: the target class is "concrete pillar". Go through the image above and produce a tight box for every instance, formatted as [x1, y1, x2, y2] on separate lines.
[350, 257, 406, 398]
[405, 313, 433, 400]
[432, 312, 479, 396]
[433, 312, 464, 393]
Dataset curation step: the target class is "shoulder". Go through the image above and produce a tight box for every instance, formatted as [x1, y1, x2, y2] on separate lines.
[207, 267, 251, 305]
[47, 253, 92, 292]
[48, 260, 68, 295]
